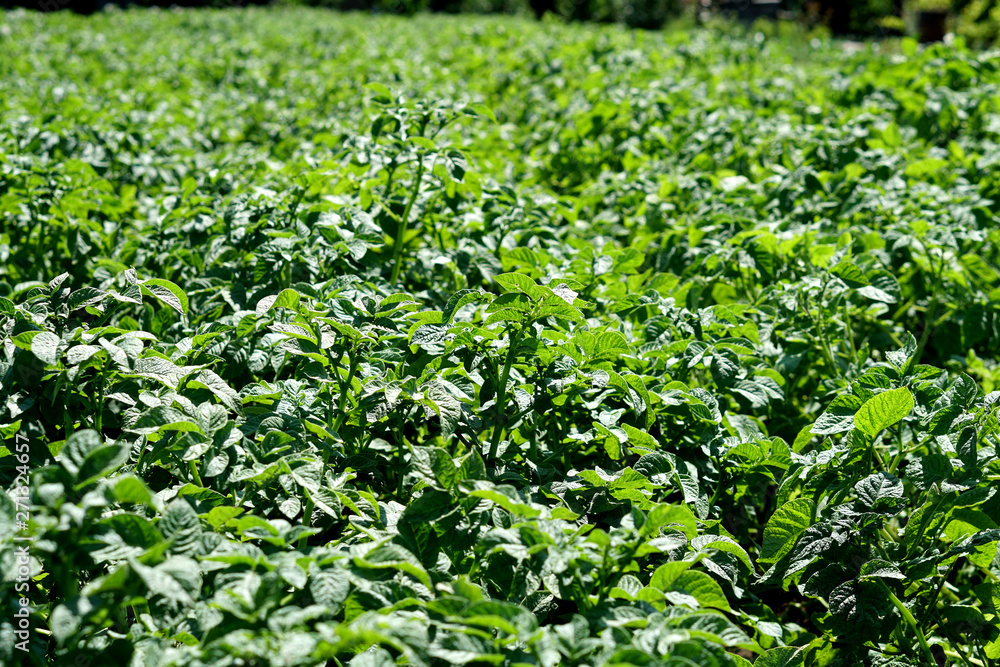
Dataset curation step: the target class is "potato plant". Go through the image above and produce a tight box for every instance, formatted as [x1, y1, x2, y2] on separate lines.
[1, 8, 999, 667]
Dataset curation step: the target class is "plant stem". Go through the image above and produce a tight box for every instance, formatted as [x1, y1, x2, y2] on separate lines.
[877, 580, 935, 665]
[95, 368, 105, 432]
[388, 153, 426, 286]
[488, 326, 524, 461]
[912, 295, 938, 368]
[301, 350, 359, 546]
[187, 459, 203, 487]
[338, 350, 359, 419]
[842, 301, 858, 365]
[887, 426, 906, 474]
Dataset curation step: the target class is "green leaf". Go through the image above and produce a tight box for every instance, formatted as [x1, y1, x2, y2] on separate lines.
[650, 561, 692, 590]
[443, 288, 489, 322]
[495, 272, 539, 297]
[753, 646, 804, 667]
[186, 369, 240, 412]
[353, 542, 430, 589]
[468, 103, 497, 123]
[31, 331, 61, 366]
[812, 394, 864, 435]
[859, 559, 904, 580]
[690, 534, 753, 571]
[256, 288, 301, 316]
[467, 487, 541, 518]
[132, 406, 204, 436]
[66, 344, 104, 366]
[759, 499, 814, 565]
[858, 273, 900, 303]
[128, 355, 187, 389]
[59, 430, 105, 477]
[669, 571, 730, 610]
[310, 567, 350, 611]
[831, 261, 868, 287]
[129, 556, 201, 606]
[643, 503, 698, 541]
[160, 499, 203, 555]
[75, 440, 129, 488]
[855, 473, 903, 513]
[50, 596, 101, 646]
[536, 299, 582, 322]
[68, 287, 106, 311]
[854, 387, 914, 438]
[140, 278, 189, 315]
[365, 82, 393, 103]
[487, 292, 533, 313]
[205, 506, 243, 530]
[95, 513, 162, 559]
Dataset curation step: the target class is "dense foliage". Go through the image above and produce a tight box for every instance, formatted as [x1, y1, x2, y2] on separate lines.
[5, 0, 1000, 46]
[2, 8, 1000, 667]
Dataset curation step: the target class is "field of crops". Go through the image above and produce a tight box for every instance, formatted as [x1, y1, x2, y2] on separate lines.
[2, 7, 1000, 667]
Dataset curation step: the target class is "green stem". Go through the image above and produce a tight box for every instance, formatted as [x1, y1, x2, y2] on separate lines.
[842, 301, 858, 365]
[912, 296, 938, 368]
[488, 326, 524, 461]
[388, 153, 426, 286]
[395, 420, 405, 498]
[287, 185, 306, 224]
[95, 368, 106, 432]
[338, 350, 359, 419]
[297, 490, 317, 549]
[918, 561, 955, 626]
[301, 352, 359, 547]
[811, 283, 838, 375]
[877, 580, 935, 665]
[887, 426, 906, 474]
[911, 236, 946, 368]
[187, 460, 203, 487]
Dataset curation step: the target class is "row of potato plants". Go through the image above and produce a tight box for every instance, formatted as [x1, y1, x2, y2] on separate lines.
[1, 8, 1000, 667]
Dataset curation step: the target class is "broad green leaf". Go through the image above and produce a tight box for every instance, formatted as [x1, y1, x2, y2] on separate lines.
[650, 561, 692, 590]
[753, 646, 804, 667]
[353, 542, 430, 589]
[495, 272, 539, 297]
[690, 534, 752, 570]
[59, 430, 105, 477]
[256, 288, 301, 315]
[467, 488, 541, 518]
[129, 556, 201, 606]
[50, 596, 100, 646]
[854, 387, 914, 438]
[140, 278, 189, 315]
[859, 559, 904, 580]
[443, 288, 489, 322]
[186, 369, 240, 412]
[31, 331, 61, 366]
[759, 499, 814, 564]
[310, 567, 350, 611]
[855, 472, 904, 513]
[133, 407, 204, 436]
[812, 394, 864, 435]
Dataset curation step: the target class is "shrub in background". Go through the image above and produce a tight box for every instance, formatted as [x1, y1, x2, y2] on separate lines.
[956, 0, 1000, 45]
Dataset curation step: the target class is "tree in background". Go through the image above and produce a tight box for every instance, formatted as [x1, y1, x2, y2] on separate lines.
[798, 0, 900, 35]
[955, 0, 1000, 44]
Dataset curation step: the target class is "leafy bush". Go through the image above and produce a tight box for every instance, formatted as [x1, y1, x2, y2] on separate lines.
[956, 0, 1000, 45]
[1, 8, 1000, 667]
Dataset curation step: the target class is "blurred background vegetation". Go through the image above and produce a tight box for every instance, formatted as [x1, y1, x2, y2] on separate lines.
[2, 0, 999, 47]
